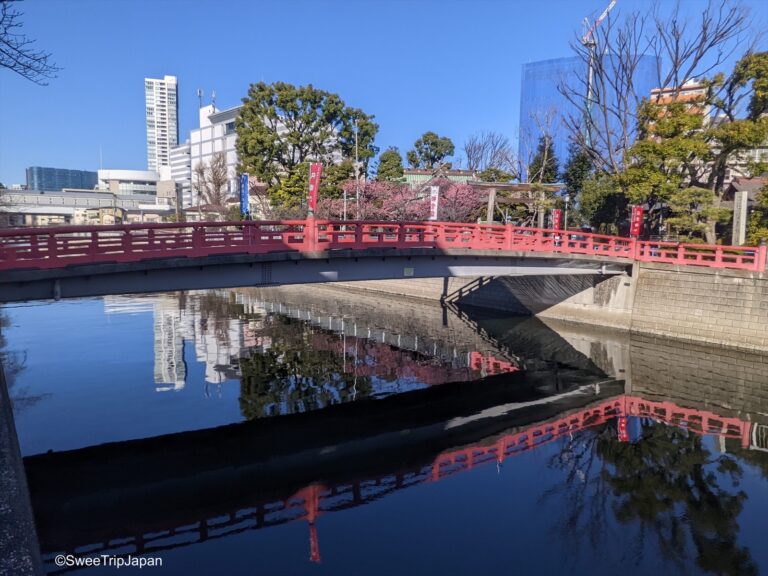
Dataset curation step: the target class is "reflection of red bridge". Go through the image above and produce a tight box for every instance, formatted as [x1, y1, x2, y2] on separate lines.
[306, 331, 520, 387]
[44, 393, 757, 572]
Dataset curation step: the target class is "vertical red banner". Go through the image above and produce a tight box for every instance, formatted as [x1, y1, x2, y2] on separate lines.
[308, 163, 322, 213]
[552, 209, 562, 230]
[630, 205, 644, 237]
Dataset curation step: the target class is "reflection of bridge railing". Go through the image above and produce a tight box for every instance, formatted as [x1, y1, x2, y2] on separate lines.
[43, 392, 760, 573]
[2, 220, 764, 272]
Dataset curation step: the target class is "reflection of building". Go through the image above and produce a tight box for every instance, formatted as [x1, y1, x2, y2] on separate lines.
[105, 294, 246, 390]
[153, 300, 186, 392]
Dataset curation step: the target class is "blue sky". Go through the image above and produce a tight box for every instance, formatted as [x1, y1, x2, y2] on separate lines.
[0, 0, 766, 185]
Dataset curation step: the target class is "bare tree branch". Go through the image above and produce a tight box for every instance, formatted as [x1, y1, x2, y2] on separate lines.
[463, 131, 517, 177]
[0, 0, 60, 85]
[193, 152, 230, 213]
[558, 0, 750, 179]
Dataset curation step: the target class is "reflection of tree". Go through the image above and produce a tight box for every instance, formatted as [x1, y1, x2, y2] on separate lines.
[192, 291, 238, 348]
[239, 315, 372, 419]
[728, 442, 768, 482]
[0, 311, 45, 414]
[545, 421, 756, 575]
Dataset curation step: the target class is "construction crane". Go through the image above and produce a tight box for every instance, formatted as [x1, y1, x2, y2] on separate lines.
[581, 0, 618, 145]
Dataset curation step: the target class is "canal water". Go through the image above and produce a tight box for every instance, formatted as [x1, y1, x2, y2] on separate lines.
[2, 285, 768, 575]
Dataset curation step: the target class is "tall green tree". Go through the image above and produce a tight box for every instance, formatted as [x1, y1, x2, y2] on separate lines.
[271, 160, 356, 211]
[747, 185, 768, 244]
[579, 174, 627, 233]
[528, 135, 559, 183]
[560, 142, 592, 203]
[236, 81, 378, 207]
[407, 131, 455, 169]
[375, 147, 404, 181]
[616, 52, 768, 242]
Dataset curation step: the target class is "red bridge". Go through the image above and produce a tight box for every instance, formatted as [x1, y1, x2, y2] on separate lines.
[1, 220, 763, 303]
[1, 220, 764, 272]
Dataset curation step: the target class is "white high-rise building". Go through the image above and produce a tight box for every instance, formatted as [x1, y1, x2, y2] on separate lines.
[145, 75, 179, 171]
[170, 142, 192, 206]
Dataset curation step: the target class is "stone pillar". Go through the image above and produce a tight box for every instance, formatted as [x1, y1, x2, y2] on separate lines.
[486, 187, 497, 224]
[732, 190, 748, 245]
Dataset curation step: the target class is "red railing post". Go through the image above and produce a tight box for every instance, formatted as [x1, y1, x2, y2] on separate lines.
[676, 243, 685, 265]
[47, 233, 57, 261]
[305, 218, 317, 252]
[758, 239, 767, 272]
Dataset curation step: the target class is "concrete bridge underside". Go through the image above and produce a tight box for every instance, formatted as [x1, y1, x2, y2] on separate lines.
[0, 248, 630, 303]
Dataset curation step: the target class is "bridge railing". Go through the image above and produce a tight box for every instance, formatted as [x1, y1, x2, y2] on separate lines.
[636, 240, 765, 271]
[0, 219, 765, 272]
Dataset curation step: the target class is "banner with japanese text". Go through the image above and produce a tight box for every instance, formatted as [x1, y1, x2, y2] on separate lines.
[552, 208, 562, 230]
[308, 163, 322, 213]
[630, 205, 644, 237]
[428, 186, 440, 221]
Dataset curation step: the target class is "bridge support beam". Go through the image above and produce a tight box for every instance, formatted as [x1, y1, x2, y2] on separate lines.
[0, 250, 629, 304]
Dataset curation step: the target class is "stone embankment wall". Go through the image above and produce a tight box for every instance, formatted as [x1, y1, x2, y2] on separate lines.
[631, 263, 768, 351]
[333, 262, 768, 352]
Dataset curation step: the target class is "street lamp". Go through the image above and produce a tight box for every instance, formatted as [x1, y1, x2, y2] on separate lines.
[564, 195, 570, 231]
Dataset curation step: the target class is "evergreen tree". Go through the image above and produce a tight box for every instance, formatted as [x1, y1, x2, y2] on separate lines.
[528, 135, 559, 183]
[747, 185, 768, 244]
[376, 147, 404, 181]
[561, 142, 592, 203]
[407, 131, 455, 169]
[236, 81, 378, 208]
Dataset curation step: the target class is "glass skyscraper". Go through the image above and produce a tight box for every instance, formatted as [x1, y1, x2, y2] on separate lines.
[518, 55, 658, 180]
[25, 166, 98, 191]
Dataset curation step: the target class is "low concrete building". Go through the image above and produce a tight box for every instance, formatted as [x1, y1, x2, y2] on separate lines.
[97, 169, 160, 196]
[0, 189, 173, 227]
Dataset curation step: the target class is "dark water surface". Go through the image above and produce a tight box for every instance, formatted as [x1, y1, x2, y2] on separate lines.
[3, 285, 768, 575]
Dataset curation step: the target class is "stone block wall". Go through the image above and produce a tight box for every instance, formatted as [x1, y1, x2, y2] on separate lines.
[631, 264, 768, 351]
[629, 332, 768, 422]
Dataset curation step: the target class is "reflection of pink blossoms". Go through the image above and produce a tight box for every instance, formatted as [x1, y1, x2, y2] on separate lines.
[315, 179, 486, 222]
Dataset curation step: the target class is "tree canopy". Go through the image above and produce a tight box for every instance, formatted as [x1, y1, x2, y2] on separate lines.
[407, 131, 455, 169]
[528, 135, 559, 183]
[747, 185, 768, 245]
[375, 147, 405, 181]
[560, 142, 592, 203]
[236, 81, 378, 207]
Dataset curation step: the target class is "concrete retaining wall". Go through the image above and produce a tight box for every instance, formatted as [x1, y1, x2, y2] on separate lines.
[332, 262, 768, 352]
[0, 365, 43, 576]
